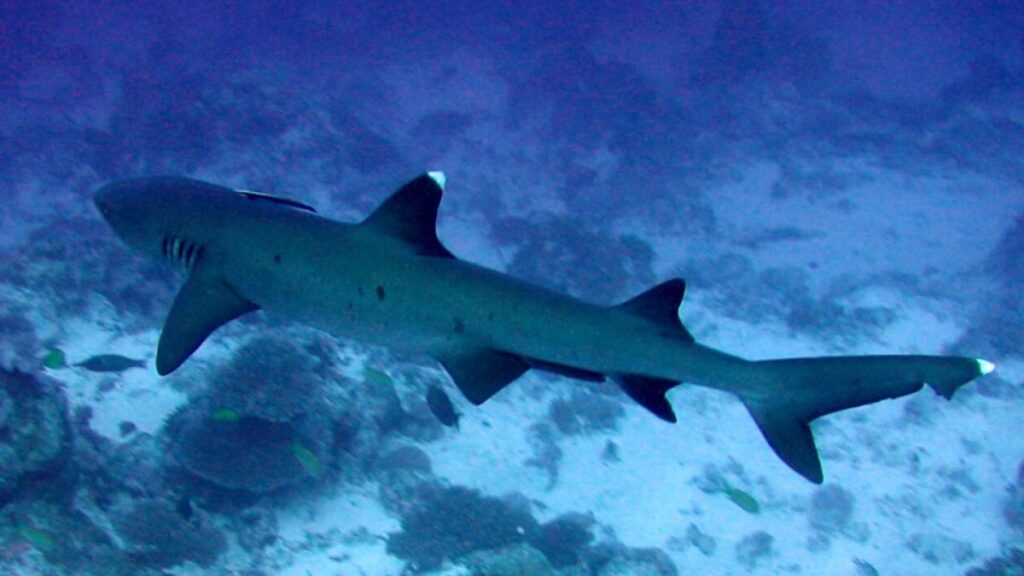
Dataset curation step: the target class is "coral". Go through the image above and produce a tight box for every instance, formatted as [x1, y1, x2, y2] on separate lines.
[735, 531, 773, 569]
[387, 484, 539, 572]
[585, 543, 678, 576]
[112, 498, 227, 569]
[906, 532, 975, 565]
[208, 335, 325, 422]
[493, 215, 655, 301]
[965, 548, 1024, 576]
[2, 216, 178, 327]
[230, 506, 279, 553]
[0, 369, 70, 499]
[169, 406, 318, 492]
[961, 210, 1024, 358]
[548, 389, 625, 436]
[808, 484, 855, 533]
[685, 523, 717, 556]
[455, 544, 554, 576]
[525, 422, 562, 488]
[1, 499, 127, 574]
[0, 308, 40, 372]
[1004, 460, 1024, 533]
[529, 512, 594, 569]
[376, 445, 433, 476]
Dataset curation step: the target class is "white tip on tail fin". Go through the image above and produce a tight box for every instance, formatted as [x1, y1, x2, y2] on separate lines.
[427, 171, 446, 190]
[977, 358, 996, 375]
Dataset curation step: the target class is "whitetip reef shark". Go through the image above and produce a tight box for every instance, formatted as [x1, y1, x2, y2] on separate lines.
[94, 172, 995, 483]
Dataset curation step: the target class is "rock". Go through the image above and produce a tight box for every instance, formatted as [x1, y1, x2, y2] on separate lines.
[808, 484, 855, 534]
[456, 543, 554, 576]
[112, 498, 227, 569]
[735, 531, 773, 569]
[906, 532, 975, 565]
[0, 369, 70, 498]
[686, 523, 716, 556]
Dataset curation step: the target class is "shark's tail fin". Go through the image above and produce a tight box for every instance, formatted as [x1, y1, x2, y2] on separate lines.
[737, 355, 992, 483]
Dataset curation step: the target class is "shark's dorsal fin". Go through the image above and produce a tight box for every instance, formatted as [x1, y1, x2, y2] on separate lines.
[615, 279, 694, 342]
[361, 172, 454, 258]
[235, 189, 317, 213]
[156, 271, 259, 375]
[435, 347, 529, 405]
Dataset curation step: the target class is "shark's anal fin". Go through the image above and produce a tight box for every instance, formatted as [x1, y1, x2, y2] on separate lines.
[156, 274, 259, 375]
[435, 348, 530, 405]
[360, 172, 454, 258]
[615, 279, 693, 342]
[614, 375, 680, 423]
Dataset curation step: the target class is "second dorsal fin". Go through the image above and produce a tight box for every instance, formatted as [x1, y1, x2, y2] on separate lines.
[615, 279, 693, 342]
[360, 172, 453, 258]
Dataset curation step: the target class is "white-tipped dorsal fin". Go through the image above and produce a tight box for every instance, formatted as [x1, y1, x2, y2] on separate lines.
[977, 358, 996, 375]
[427, 171, 446, 190]
[360, 172, 454, 258]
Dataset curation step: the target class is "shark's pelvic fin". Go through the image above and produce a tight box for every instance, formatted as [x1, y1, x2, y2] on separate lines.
[156, 272, 259, 375]
[739, 355, 987, 483]
[435, 347, 530, 405]
[615, 279, 694, 342]
[615, 374, 679, 423]
[360, 173, 454, 258]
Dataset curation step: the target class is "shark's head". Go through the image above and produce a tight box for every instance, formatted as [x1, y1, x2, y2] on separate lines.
[94, 177, 227, 265]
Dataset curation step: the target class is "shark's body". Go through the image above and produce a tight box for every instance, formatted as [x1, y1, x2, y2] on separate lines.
[95, 173, 994, 483]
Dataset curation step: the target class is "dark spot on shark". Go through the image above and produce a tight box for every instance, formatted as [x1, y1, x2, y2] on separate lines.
[274, 254, 282, 264]
[453, 317, 466, 334]
[358, 287, 365, 297]
[376, 285, 386, 301]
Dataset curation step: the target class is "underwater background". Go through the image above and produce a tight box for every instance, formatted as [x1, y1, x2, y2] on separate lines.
[1, 1, 1023, 574]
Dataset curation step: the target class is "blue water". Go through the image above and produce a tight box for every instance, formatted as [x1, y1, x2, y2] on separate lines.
[1, 2, 1022, 575]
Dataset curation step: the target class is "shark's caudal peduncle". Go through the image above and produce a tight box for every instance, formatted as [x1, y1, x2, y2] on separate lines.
[94, 173, 995, 483]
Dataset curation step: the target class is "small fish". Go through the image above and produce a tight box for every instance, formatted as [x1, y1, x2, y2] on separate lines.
[41, 348, 66, 370]
[74, 354, 146, 373]
[426, 385, 460, 429]
[711, 478, 761, 514]
[211, 408, 240, 423]
[16, 525, 56, 553]
[363, 366, 393, 387]
[722, 486, 760, 514]
[291, 441, 324, 478]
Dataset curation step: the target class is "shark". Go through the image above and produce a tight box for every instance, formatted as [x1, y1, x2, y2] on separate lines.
[94, 172, 995, 483]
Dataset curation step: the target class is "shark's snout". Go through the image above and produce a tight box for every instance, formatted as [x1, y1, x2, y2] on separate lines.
[93, 181, 130, 225]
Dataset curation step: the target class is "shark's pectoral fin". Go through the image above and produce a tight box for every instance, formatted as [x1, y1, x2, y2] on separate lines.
[435, 348, 529, 405]
[360, 172, 454, 258]
[615, 279, 693, 342]
[156, 274, 259, 375]
[614, 375, 680, 423]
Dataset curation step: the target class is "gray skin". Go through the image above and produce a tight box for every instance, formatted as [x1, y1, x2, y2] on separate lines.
[94, 173, 993, 483]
